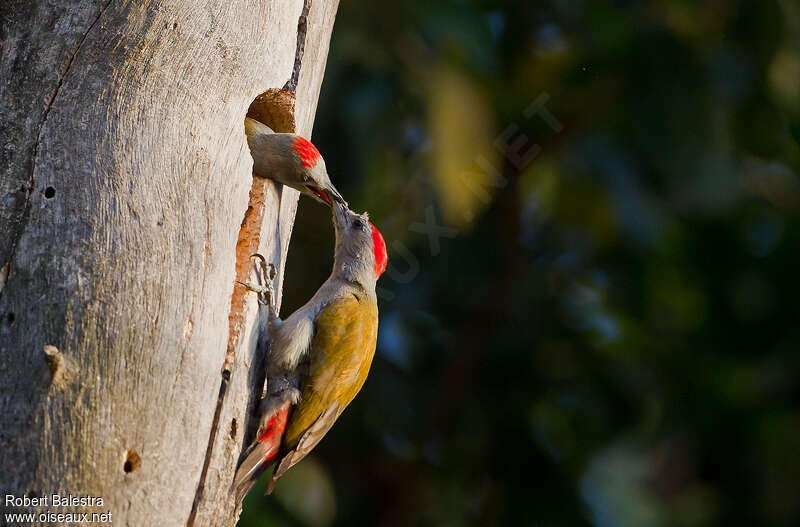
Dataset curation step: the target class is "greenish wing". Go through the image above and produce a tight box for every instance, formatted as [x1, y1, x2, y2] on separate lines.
[282, 293, 378, 452]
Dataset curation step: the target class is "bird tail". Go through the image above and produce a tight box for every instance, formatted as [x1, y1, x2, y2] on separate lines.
[232, 402, 290, 502]
[244, 117, 275, 138]
[233, 440, 273, 503]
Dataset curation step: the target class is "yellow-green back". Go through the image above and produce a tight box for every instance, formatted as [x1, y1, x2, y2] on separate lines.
[282, 293, 379, 450]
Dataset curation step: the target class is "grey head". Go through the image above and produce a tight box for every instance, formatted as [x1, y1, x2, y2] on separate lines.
[331, 203, 388, 290]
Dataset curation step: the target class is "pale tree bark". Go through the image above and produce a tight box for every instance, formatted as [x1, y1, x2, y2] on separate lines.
[0, 0, 338, 525]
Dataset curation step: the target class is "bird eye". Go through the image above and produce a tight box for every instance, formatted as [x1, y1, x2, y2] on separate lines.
[351, 219, 364, 230]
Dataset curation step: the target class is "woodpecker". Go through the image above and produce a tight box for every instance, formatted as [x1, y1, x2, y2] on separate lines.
[234, 202, 388, 499]
[244, 117, 346, 206]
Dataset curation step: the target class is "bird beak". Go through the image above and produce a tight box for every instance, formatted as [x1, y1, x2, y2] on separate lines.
[327, 185, 347, 207]
[305, 184, 346, 208]
[306, 185, 331, 205]
[332, 200, 348, 228]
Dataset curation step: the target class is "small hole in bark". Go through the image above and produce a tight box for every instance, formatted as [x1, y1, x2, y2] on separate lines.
[7, 312, 15, 323]
[230, 418, 237, 439]
[123, 450, 141, 473]
[44, 187, 55, 199]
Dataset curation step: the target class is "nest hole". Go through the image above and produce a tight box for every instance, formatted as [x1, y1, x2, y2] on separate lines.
[123, 449, 141, 473]
[246, 88, 297, 134]
[44, 187, 55, 199]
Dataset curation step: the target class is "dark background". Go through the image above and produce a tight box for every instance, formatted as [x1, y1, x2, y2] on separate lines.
[241, 1, 800, 525]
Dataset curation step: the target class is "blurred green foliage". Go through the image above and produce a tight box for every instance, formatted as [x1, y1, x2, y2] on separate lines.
[240, 0, 800, 525]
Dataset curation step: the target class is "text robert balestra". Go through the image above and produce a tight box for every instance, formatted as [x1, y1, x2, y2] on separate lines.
[5, 494, 105, 507]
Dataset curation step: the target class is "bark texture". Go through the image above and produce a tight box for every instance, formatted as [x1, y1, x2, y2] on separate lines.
[0, 0, 338, 525]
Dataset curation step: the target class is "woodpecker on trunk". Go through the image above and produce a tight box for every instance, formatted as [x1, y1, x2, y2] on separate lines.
[234, 202, 388, 500]
[244, 117, 346, 206]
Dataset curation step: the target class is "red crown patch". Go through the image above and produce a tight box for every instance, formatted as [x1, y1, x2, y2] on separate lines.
[369, 222, 388, 277]
[292, 136, 321, 168]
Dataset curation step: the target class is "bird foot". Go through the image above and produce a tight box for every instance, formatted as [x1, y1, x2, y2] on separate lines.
[237, 254, 277, 311]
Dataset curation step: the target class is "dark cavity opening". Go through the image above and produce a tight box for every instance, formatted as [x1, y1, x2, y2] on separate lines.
[124, 449, 141, 473]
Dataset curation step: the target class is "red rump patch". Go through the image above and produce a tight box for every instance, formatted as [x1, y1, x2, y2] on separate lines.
[257, 404, 290, 464]
[369, 222, 388, 277]
[292, 136, 321, 168]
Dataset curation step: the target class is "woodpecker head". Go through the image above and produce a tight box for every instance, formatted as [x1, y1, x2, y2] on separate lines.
[245, 118, 346, 207]
[332, 203, 388, 288]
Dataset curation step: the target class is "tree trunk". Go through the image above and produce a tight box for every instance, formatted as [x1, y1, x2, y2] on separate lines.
[0, 0, 338, 525]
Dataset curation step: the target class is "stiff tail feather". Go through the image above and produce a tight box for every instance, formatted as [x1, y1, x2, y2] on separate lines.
[232, 403, 290, 502]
